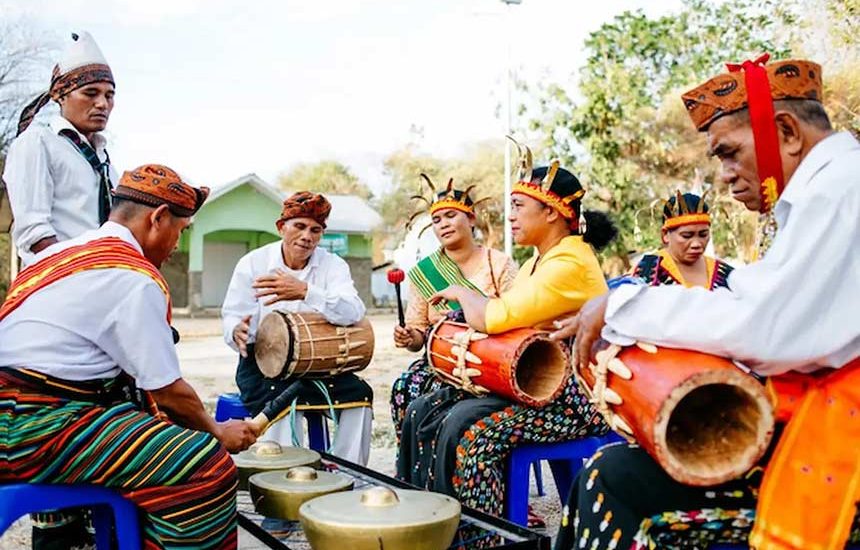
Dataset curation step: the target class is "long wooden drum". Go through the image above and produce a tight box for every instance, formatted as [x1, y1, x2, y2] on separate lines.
[426, 320, 570, 407]
[255, 311, 374, 379]
[577, 340, 775, 486]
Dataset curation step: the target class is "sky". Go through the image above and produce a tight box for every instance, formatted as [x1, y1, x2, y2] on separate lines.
[2, 0, 687, 193]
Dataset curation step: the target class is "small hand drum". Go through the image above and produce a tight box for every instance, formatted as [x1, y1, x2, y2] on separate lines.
[255, 311, 374, 379]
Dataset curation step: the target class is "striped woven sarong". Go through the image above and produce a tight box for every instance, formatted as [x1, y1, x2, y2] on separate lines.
[407, 247, 483, 311]
[0, 368, 238, 549]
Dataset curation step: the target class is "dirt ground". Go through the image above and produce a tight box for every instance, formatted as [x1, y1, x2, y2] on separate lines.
[0, 312, 562, 549]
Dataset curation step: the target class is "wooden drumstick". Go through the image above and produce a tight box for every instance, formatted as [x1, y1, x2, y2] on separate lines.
[387, 268, 406, 327]
[248, 387, 298, 435]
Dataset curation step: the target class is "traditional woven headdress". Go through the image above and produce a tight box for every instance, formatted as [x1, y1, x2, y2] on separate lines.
[662, 191, 710, 230]
[508, 136, 586, 230]
[406, 174, 489, 237]
[17, 32, 115, 136]
[113, 164, 209, 217]
[682, 54, 823, 213]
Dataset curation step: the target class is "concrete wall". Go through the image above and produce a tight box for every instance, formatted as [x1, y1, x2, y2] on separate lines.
[345, 256, 373, 308]
[161, 251, 190, 308]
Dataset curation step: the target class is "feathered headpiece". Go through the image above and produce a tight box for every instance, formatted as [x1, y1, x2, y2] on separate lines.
[662, 190, 710, 230]
[405, 174, 490, 237]
[508, 136, 584, 222]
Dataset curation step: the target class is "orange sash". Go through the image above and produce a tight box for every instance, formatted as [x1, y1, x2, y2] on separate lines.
[751, 358, 860, 549]
[0, 236, 171, 323]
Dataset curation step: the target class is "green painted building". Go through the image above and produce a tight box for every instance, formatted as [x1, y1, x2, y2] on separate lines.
[162, 173, 381, 310]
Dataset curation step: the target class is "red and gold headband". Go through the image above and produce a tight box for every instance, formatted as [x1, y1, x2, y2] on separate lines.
[508, 137, 583, 220]
[405, 174, 490, 237]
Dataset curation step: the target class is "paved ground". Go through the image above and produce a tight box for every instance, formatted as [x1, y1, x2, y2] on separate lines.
[1, 313, 561, 549]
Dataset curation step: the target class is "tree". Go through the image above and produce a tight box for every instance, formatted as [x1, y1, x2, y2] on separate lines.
[521, 0, 795, 271]
[376, 140, 508, 249]
[276, 160, 372, 200]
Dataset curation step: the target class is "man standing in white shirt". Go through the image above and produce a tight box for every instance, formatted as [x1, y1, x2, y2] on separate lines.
[222, 191, 373, 465]
[3, 31, 118, 266]
[552, 56, 860, 550]
[0, 164, 257, 550]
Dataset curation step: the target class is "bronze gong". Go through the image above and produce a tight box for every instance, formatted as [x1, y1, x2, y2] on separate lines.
[231, 441, 321, 490]
[249, 466, 354, 521]
[299, 486, 461, 550]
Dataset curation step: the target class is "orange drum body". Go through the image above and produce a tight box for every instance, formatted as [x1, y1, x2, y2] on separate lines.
[426, 320, 570, 407]
[578, 340, 775, 486]
[255, 311, 374, 379]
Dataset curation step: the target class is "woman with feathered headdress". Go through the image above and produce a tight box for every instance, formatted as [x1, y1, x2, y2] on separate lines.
[390, 175, 518, 441]
[632, 191, 733, 289]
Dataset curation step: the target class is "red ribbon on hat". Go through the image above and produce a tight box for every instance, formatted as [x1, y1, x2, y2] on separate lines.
[726, 53, 785, 213]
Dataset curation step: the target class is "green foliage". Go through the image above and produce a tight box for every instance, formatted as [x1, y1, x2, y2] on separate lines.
[523, 0, 795, 271]
[376, 141, 506, 249]
[277, 160, 372, 200]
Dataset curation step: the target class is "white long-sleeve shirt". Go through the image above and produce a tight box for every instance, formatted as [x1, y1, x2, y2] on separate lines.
[221, 241, 366, 351]
[602, 132, 860, 376]
[0, 222, 181, 390]
[3, 115, 118, 266]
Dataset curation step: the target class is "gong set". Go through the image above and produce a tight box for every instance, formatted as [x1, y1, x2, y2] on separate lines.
[233, 441, 461, 550]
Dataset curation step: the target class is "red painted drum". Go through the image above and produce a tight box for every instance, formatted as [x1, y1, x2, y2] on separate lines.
[426, 320, 570, 407]
[577, 340, 775, 486]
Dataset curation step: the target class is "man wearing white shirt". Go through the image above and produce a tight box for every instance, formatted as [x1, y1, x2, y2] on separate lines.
[3, 32, 118, 266]
[222, 191, 373, 465]
[0, 164, 257, 550]
[552, 57, 860, 550]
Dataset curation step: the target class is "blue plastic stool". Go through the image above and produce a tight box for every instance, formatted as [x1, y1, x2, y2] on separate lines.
[0, 484, 142, 550]
[215, 393, 331, 452]
[505, 433, 624, 526]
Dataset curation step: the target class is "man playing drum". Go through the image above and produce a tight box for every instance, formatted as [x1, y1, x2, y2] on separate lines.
[0, 164, 258, 549]
[552, 56, 860, 550]
[222, 191, 372, 465]
[396, 147, 617, 521]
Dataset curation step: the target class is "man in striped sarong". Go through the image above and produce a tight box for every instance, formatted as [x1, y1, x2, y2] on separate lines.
[0, 164, 258, 550]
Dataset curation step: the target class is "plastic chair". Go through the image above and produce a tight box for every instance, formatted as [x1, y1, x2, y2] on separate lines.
[215, 392, 331, 451]
[505, 433, 624, 526]
[0, 484, 142, 550]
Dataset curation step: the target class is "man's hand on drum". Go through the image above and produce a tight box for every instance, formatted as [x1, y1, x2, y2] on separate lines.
[394, 325, 424, 352]
[550, 294, 609, 372]
[253, 269, 309, 305]
[215, 419, 258, 453]
[233, 315, 252, 357]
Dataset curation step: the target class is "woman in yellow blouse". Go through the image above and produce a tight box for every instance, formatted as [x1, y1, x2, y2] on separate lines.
[396, 149, 616, 520]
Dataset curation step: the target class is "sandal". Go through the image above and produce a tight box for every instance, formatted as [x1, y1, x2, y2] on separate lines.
[527, 505, 546, 529]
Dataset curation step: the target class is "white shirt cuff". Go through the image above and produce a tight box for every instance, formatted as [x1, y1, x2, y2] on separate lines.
[304, 283, 326, 312]
[601, 284, 646, 346]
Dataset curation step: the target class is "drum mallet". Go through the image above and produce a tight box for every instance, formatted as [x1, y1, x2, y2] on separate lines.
[387, 268, 406, 327]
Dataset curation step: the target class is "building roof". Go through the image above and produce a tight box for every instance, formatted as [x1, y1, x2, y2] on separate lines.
[206, 173, 382, 233]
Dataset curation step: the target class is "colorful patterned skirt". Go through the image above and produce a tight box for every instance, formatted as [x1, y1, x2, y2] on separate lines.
[389, 357, 444, 442]
[554, 442, 860, 550]
[397, 376, 607, 516]
[0, 368, 238, 550]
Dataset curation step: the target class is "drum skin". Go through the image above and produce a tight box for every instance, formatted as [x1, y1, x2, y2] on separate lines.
[579, 340, 775, 486]
[426, 320, 570, 407]
[255, 311, 374, 379]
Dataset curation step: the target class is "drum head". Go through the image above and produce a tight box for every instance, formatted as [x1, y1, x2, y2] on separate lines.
[255, 312, 293, 379]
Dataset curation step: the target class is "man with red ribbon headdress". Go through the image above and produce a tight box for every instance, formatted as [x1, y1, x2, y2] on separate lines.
[3, 32, 119, 267]
[0, 164, 258, 550]
[552, 55, 860, 550]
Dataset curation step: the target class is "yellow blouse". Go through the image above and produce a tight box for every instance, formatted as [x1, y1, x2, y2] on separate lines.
[484, 235, 608, 334]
